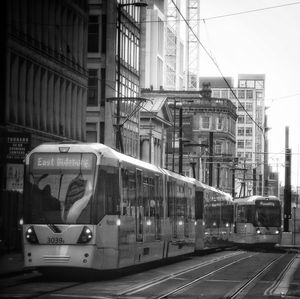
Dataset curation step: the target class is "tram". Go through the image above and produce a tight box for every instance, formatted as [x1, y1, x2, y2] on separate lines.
[232, 195, 281, 246]
[22, 142, 234, 272]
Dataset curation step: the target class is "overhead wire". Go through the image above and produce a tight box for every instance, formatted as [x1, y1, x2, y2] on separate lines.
[6, 1, 300, 27]
[171, 0, 264, 133]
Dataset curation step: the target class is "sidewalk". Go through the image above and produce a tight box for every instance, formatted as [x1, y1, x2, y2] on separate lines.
[0, 251, 27, 278]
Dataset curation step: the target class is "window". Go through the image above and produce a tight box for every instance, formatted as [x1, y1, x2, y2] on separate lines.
[212, 90, 220, 98]
[202, 116, 210, 129]
[238, 90, 245, 99]
[229, 90, 237, 99]
[238, 115, 245, 124]
[237, 140, 244, 149]
[245, 127, 252, 136]
[100, 69, 105, 106]
[239, 80, 246, 88]
[246, 90, 253, 99]
[245, 140, 252, 149]
[101, 15, 106, 53]
[88, 69, 98, 106]
[246, 80, 254, 88]
[237, 151, 244, 158]
[246, 102, 253, 111]
[215, 141, 222, 155]
[246, 115, 253, 124]
[217, 117, 223, 130]
[88, 16, 99, 53]
[255, 80, 264, 89]
[245, 152, 252, 159]
[86, 122, 97, 142]
[221, 90, 228, 98]
[238, 103, 245, 111]
[238, 127, 244, 136]
[256, 91, 263, 99]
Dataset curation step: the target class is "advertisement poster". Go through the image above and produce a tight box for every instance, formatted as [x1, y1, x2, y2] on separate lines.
[6, 163, 24, 192]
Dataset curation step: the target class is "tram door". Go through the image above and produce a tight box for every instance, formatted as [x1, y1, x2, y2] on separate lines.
[167, 180, 177, 238]
[136, 170, 143, 242]
[195, 190, 205, 249]
[154, 175, 161, 239]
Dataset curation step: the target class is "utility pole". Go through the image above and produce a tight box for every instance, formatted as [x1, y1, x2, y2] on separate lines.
[253, 168, 256, 195]
[208, 132, 213, 186]
[178, 105, 183, 174]
[284, 126, 292, 232]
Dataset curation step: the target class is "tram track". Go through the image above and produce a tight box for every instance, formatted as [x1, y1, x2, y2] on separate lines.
[121, 251, 287, 299]
[0, 251, 290, 299]
[224, 254, 285, 299]
[120, 251, 258, 298]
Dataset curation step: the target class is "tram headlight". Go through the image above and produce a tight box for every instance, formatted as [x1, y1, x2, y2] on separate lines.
[77, 226, 93, 243]
[275, 229, 280, 234]
[25, 226, 39, 244]
[256, 228, 261, 234]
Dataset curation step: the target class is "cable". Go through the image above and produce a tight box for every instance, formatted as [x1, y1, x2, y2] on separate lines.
[201, 1, 300, 22]
[171, 0, 264, 133]
[7, 1, 300, 28]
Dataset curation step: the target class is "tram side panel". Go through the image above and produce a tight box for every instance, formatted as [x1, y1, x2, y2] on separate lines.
[195, 187, 234, 251]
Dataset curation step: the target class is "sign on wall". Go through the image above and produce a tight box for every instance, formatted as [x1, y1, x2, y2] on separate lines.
[6, 163, 24, 192]
[6, 133, 31, 163]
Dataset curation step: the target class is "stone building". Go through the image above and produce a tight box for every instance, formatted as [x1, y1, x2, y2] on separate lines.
[0, 0, 89, 251]
[142, 87, 237, 194]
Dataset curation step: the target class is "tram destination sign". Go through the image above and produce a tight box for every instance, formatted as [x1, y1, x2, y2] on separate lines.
[32, 153, 94, 170]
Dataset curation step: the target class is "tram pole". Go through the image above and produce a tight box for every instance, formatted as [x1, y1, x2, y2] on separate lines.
[208, 132, 213, 186]
[179, 105, 183, 175]
[284, 126, 292, 232]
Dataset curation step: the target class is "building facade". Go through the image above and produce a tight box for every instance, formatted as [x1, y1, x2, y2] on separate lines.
[203, 74, 267, 196]
[1, 0, 89, 251]
[87, 0, 146, 158]
[142, 89, 237, 194]
[140, 95, 173, 167]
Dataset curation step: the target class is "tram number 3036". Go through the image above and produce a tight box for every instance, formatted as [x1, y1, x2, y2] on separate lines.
[47, 237, 65, 244]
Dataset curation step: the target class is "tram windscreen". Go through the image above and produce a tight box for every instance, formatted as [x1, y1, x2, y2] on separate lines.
[24, 153, 96, 224]
[255, 201, 281, 227]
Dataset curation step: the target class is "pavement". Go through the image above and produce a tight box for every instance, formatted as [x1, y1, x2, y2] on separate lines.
[0, 251, 28, 278]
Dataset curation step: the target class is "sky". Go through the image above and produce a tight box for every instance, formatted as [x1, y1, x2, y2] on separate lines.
[193, 0, 300, 188]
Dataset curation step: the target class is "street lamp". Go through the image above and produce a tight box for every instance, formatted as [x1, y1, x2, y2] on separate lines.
[116, 1, 147, 152]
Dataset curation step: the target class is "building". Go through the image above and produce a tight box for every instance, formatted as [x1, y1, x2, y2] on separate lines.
[87, 0, 146, 158]
[142, 87, 237, 194]
[1, 0, 89, 251]
[140, 95, 173, 167]
[1, 0, 89, 188]
[202, 74, 266, 196]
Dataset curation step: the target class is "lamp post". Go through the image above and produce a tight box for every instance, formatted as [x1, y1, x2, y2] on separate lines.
[116, 1, 147, 152]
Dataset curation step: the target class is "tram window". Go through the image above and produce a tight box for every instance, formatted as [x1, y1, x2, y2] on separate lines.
[97, 166, 119, 217]
[195, 191, 204, 220]
[256, 206, 281, 227]
[143, 178, 150, 217]
[121, 168, 130, 216]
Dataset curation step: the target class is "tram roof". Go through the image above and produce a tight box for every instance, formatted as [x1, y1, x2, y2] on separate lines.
[233, 195, 280, 203]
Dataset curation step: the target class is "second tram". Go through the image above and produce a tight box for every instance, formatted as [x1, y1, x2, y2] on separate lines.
[232, 195, 281, 246]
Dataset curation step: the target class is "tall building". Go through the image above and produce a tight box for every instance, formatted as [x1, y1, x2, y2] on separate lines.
[1, 0, 88, 187]
[140, 0, 166, 90]
[87, 0, 146, 158]
[204, 74, 266, 196]
[1, 0, 89, 250]
[165, 0, 184, 90]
